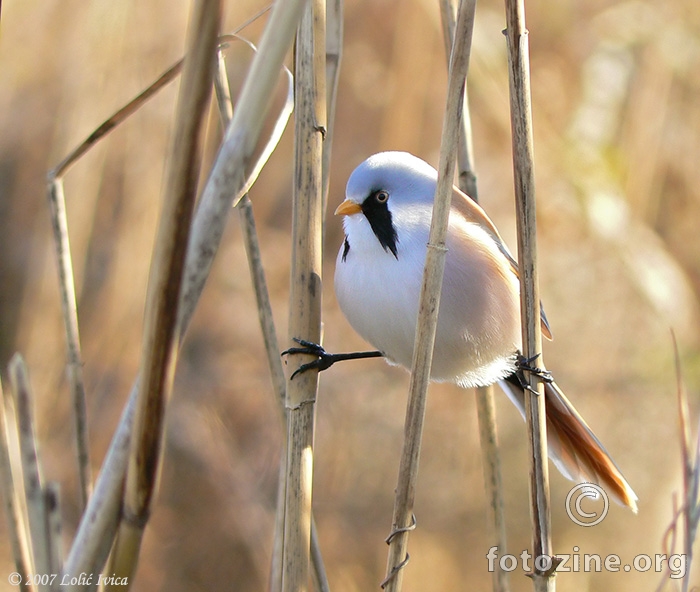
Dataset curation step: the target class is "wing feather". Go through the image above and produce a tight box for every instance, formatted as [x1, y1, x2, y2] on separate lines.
[451, 186, 553, 339]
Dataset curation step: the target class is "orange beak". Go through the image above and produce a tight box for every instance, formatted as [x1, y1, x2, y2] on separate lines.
[334, 200, 362, 216]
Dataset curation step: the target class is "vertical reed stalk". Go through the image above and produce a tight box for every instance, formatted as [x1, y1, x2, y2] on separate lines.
[321, 0, 343, 214]
[503, 0, 553, 589]
[212, 44, 329, 592]
[438, 0, 478, 201]
[672, 334, 699, 592]
[46, 178, 92, 512]
[283, 0, 325, 589]
[382, 0, 476, 589]
[44, 482, 63, 582]
[439, 2, 510, 591]
[105, 2, 220, 587]
[8, 355, 51, 591]
[0, 381, 33, 592]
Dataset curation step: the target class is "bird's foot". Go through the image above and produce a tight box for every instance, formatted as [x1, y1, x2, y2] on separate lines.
[515, 353, 553, 394]
[282, 338, 383, 379]
[282, 338, 335, 379]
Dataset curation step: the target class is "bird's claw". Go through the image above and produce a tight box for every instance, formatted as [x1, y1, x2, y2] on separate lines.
[515, 353, 553, 394]
[282, 338, 337, 379]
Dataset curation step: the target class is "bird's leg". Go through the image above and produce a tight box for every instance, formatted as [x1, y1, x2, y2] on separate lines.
[282, 338, 384, 379]
[515, 352, 553, 394]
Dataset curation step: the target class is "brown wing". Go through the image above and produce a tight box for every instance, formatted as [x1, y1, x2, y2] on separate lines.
[450, 185, 553, 339]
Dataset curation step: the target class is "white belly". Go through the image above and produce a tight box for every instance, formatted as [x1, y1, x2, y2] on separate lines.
[334, 218, 521, 388]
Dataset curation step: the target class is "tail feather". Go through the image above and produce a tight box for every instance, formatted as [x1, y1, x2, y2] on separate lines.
[500, 375, 638, 512]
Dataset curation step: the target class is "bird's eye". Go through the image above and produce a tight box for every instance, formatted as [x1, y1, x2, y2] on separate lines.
[375, 190, 389, 203]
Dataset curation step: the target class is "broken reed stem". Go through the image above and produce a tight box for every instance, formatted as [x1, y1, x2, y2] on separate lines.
[44, 2, 219, 543]
[105, 1, 221, 588]
[49, 14, 273, 182]
[382, 1, 477, 590]
[503, 0, 553, 589]
[64, 3, 304, 584]
[45, 49, 187, 525]
[439, 2, 509, 591]
[283, 0, 326, 590]
[212, 45, 329, 592]
[47, 25, 289, 533]
[49, 64, 182, 180]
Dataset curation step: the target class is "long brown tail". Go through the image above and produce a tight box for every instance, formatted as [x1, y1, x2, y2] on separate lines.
[500, 376, 638, 512]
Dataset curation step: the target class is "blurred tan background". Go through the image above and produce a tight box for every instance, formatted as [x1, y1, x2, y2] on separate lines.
[1, 0, 700, 590]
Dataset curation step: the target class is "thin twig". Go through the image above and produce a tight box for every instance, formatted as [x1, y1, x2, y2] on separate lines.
[672, 332, 698, 592]
[44, 482, 63, 588]
[270, 444, 287, 592]
[47, 5, 273, 180]
[105, 1, 221, 588]
[283, 0, 326, 589]
[503, 0, 553, 589]
[48, 64, 182, 180]
[45, 179, 92, 513]
[321, 0, 343, 217]
[9, 354, 51, 590]
[0, 379, 33, 592]
[238, 193, 288, 409]
[212, 46, 293, 590]
[213, 40, 289, 409]
[382, 0, 477, 589]
[49, 27, 271, 182]
[439, 0, 478, 201]
[439, 2, 509, 591]
[309, 518, 330, 592]
[475, 390, 510, 591]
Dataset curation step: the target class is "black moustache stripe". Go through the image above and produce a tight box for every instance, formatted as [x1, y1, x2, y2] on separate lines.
[361, 192, 398, 259]
[341, 236, 350, 262]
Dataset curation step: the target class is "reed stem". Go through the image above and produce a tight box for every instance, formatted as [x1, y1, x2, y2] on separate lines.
[503, 0, 554, 588]
[283, 0, 326, 589]
[382, 0, 477, 589]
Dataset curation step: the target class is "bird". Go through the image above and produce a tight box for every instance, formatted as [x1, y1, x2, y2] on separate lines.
[288, 150, 637, 511]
